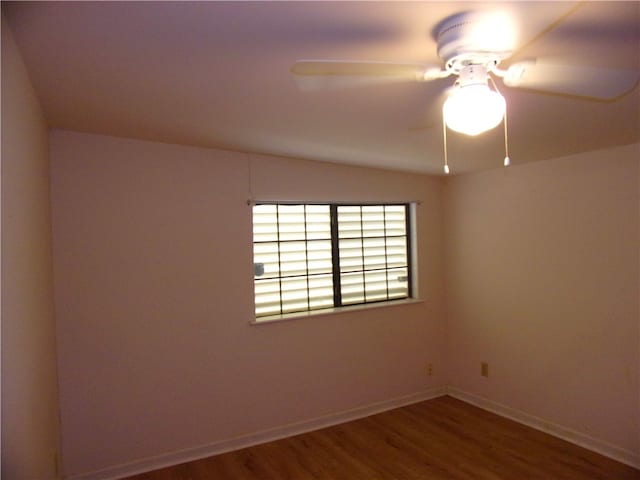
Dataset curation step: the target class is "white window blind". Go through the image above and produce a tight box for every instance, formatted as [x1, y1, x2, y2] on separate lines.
[337, 205, 409, 305]
[253, 203, 411, 319]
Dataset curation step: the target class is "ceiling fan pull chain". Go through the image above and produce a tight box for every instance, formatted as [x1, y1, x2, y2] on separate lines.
[503, 105, 511, 167]
[442, 115, 450, 174]
[488, 76, 511, 167]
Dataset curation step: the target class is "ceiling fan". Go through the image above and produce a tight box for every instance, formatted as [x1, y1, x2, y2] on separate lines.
[290, 10, 639, 173]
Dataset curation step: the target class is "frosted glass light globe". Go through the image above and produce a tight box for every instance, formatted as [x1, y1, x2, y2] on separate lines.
[443, 84, 506, 136]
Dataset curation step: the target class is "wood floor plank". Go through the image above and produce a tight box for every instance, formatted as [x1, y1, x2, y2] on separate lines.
[123, 396, 640, 480]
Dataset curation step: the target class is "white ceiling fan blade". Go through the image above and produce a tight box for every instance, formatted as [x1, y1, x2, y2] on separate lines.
[503, 60, 640, 101]
[291, 60, 446, 81]
[292, 75, 413, 92]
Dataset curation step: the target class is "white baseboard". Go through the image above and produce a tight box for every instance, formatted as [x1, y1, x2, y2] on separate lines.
[447, 386, 640, 469]
[68, 386, 447, 480]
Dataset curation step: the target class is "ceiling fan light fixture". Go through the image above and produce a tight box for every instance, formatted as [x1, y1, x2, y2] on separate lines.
[443, 82, 506, 136]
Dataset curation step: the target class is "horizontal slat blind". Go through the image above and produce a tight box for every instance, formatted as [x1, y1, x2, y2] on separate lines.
[253, 204, 333, 316]
[253, 203, 410, 319]
[337, 205, 408, 305]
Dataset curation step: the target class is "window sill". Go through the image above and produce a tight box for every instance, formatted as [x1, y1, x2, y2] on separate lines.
[250, 298, 425, 326]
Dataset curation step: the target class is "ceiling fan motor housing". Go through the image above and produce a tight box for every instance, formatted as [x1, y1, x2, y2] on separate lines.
[436, 12, 513, 75]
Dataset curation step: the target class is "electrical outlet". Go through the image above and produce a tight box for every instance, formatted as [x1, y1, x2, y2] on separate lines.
[427, 363, 433, 376]
[481, 362, 489, 377]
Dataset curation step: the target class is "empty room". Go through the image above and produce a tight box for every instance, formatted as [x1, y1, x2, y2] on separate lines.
[2, 2, 639, 479]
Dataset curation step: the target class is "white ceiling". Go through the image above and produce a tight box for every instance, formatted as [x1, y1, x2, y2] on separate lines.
[4, 1, 639, 175]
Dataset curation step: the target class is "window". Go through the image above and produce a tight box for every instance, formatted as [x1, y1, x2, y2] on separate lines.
[252, 203, 413, 319]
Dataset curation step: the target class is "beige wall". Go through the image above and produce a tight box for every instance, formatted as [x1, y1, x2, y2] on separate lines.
[1, 15, 61, 479]
[444, 144, 640, 460]
[49, 130, 446, 477]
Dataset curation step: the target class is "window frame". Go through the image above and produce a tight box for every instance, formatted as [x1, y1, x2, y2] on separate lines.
[252, 202, 416, 322]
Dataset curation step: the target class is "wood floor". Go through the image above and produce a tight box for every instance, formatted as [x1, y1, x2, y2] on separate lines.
[124, 396, 639, 480]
